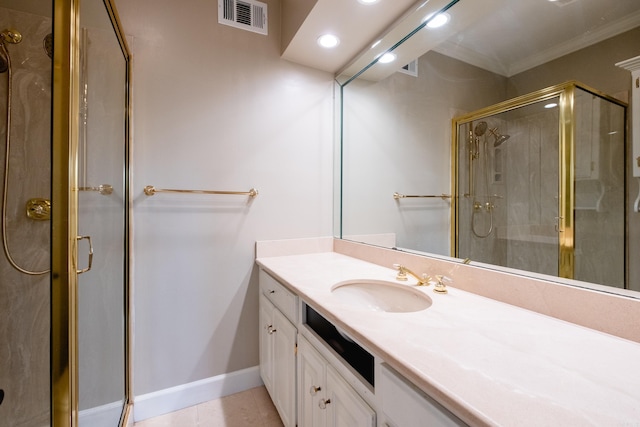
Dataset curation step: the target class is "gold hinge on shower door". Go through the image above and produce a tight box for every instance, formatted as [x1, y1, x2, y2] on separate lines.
[76, 235, 93, 274]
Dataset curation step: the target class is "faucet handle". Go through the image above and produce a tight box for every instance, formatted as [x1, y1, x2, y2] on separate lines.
[393, 264, 408, 281]
[433, 275, 451, 294]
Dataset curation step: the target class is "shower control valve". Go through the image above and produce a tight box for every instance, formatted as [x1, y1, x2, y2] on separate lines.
[26, 198, 51, 221]
[473, 200, 494, 212]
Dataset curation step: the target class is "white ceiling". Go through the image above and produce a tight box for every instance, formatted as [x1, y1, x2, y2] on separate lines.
[281, 0, 419, 74]
[435, 0, 640, 77]
[281, 0, 640, 79]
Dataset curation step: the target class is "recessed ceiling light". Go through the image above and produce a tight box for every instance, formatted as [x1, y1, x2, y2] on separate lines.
[425, 12, 450, 29]
[358, 0, 380, 4]
[378, 52, 396, 64]
[317, 34, 340, 49]
[544, 102, 558, 109]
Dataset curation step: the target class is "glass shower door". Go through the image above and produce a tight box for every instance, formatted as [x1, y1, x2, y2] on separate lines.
[573, 88, 626, 287]
[76, 0, 129, 425]
[51, 0, 130, 425]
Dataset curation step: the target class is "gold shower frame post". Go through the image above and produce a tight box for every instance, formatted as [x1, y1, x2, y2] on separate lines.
[450, 81, 627, 281]
[558, 85, 575, 279]
[52, 0, 132, 425]
[52, 1, 80, 425]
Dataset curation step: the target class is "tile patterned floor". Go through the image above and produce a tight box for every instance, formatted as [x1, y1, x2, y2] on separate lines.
[134, 386, 283, 427]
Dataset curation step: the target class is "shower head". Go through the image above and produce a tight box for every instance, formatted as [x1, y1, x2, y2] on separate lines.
[489, 127, 510, 147]
[495, 135, 510, 146]
[474, 121, 488, 137]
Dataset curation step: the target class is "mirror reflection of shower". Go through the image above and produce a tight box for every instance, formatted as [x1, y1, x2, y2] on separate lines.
[467, 120, 510, 238]
[489, 127, 510, 147]
[1, 28, 50, 275]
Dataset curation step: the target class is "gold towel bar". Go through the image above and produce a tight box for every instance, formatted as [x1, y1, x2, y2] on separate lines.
[144, 185, 258, 198]
[393, 192, 451, 200]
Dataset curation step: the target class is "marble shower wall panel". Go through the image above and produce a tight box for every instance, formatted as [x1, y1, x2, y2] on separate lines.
[504, 109, 559, 276]
[0, 6, 52, 427]
[510, 110, 559, 231]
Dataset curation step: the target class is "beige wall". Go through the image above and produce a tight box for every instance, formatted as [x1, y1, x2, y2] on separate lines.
[342, 51, 508, 255]
[281, 0, 317, 53]
[114, 0, 640, 411]
[116, 0, 334, 399]
[507, 27, 640, 98]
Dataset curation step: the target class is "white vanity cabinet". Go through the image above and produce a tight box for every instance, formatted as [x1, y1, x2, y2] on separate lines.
[298, 335, 375, 427]
[259, 271, 297, 427]
[258, 267, 461, 427]
[380, 364, 465, 427]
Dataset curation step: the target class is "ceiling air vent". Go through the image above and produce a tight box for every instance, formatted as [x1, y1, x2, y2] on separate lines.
[218, 0, 268, 35]
[398, 60, 418, 77]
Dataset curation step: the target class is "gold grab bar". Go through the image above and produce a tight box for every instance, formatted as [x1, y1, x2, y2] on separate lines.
[79, 184, 113, 195]
[393, 192, 451, 200]
[144, 185, 258, 198]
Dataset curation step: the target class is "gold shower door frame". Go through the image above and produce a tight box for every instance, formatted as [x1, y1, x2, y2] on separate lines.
[451, 81, 626, 281]
[51, 0, 132, 425]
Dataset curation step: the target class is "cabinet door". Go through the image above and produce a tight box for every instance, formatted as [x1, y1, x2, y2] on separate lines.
[259, 294, 274, 394]
[380, 364, 465, 427]
[272, 308, 297, 427]
[326, 366, 375, 427]
[298, 337, 326, 427]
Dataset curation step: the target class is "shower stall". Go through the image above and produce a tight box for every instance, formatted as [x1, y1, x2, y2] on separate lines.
[1, 0, 131, 426]
[453, 81, 627, 288]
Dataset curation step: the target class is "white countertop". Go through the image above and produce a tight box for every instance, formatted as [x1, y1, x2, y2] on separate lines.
[256, 252, 640, 426]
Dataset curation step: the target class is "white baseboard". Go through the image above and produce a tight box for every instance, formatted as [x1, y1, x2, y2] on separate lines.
[133, 365, 263, 422]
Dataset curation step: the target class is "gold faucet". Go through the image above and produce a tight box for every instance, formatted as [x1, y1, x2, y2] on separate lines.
[393, 264, 430, 286]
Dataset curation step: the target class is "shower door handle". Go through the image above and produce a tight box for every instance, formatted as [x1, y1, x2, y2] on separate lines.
[76, 235, 94, 274]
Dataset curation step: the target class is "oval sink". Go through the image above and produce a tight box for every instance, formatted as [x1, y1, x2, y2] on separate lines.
[331, 280, 432, 313]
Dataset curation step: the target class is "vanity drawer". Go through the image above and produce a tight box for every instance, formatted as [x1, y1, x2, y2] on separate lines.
[259, 270, 297, 323]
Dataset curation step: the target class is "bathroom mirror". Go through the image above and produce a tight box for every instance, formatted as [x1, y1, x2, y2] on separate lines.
[337, 0, 640, 295]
